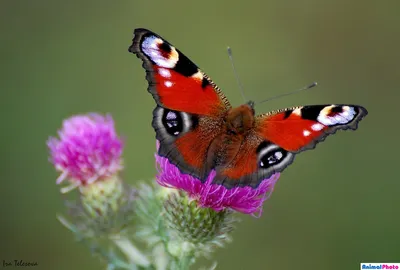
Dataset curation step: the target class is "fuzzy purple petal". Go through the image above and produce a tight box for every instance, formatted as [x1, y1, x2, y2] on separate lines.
[47, 114, 123, 185]
[155, 153, 280, 216]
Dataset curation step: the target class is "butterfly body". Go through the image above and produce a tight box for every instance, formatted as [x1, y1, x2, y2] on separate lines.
[129, 28, 368, 189]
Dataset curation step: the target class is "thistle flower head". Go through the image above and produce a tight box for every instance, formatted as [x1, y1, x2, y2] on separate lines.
[156, 153, 280, 217]
[47, 113, 123, 188]
[50, 114, 136, 237]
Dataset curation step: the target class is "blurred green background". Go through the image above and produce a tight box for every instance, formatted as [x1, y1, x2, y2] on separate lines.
[1, 0, 399, 269]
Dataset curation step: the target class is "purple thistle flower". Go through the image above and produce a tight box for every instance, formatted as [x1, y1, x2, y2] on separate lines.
[155, 151, 280, 217]
[47, 114, 123, 189]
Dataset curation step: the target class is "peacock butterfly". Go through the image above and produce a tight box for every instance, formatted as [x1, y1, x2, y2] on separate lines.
[128, 28, 368, 189]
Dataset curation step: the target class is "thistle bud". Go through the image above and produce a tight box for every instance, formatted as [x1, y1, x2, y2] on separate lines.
[80, 175, 124, 218]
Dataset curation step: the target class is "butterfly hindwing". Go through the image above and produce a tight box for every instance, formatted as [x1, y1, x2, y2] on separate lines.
[212, 130, 295, 188]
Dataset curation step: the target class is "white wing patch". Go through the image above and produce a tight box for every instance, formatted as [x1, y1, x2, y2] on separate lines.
[311, 123, 324, 131]
[191, 71, 204, 81]
[158, 68, 171, 78]
[317, 105, 356, 126]
[293, 107, 302, 116]
[141, 36, 179, 68]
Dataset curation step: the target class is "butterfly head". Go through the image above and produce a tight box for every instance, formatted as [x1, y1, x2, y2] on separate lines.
[247, 100, 255, 109]
[226, 102, 255, 135]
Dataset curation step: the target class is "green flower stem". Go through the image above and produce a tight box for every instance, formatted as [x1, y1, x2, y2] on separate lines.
[112, 236, 151, 268]
[177, 250, 195, 270]
[152, 243, 169, 270]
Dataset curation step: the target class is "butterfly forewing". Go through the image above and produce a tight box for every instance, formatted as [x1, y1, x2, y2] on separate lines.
[129, 28, 231, 116]
[256, 104, 368, 152]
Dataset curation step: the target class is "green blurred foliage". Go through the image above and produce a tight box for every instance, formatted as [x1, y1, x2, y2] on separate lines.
[0, 0, 399, 269]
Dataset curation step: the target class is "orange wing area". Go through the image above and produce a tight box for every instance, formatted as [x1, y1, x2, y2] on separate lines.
[214, 133, 264, 187]
[256, 112, 328, 152]
[165, 115, 225, 180]
[219, 152, 258, 180]
[174, 128, 211, 170]
[153, 67, 226, 116]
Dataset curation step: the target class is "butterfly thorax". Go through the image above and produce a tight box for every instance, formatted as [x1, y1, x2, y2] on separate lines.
[225, 103, 255, 135]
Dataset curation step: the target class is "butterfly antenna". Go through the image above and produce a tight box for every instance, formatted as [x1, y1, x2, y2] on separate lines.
[257, 82, 318, 105]
[227, 47, 247, 102]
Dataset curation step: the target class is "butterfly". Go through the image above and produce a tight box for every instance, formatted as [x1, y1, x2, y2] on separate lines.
[128, 28, 368, 189]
